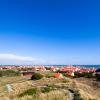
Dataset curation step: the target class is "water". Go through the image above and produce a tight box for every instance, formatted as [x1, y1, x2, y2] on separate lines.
[49, 65, 100, 68]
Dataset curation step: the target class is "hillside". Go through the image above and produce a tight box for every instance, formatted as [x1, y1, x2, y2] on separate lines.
[74, 78, 100, 100]
[0, 75, 100, 100]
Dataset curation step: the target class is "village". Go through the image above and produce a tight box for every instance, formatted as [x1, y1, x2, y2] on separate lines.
[0, 65, 99, 78]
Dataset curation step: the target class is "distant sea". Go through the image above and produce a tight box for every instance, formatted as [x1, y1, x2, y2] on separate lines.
[77, 65, 100, 68]
[50, 65, 100, 68]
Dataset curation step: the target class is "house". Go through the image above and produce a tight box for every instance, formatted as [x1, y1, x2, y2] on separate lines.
[53, 73, 63, 78]
[38, 66, 46, 71]
[66, 71, 75, 77]
[50, 67, 57, 72]
[79, 68, 89, 73]
[79, 67, 96, 73]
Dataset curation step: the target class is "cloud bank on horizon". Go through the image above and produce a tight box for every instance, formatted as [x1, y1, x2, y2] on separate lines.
[0, 54, 46, 65]
[0, 53, 99, 65]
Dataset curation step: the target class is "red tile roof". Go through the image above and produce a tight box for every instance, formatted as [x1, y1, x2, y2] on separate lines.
[53, 73, 62, 78]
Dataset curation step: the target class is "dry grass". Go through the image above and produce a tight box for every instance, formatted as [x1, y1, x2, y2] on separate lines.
[4, 90, 67, 100]
[74, 78, 100, 100]
[0, 76, 29, 96]
[38, 90, 67, 100]
[1, 74, 100, 100]
[0, 76, 28, 86]
[0, 76, 70, 100]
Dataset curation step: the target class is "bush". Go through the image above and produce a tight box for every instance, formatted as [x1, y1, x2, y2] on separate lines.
[31, 73, 43, 80]
[55, 70, 61, 73]
[41, 85, 54, 93]
[74, 72, 93, 78]
[62, 73, 66, 76]
[96, 74, 100, 81]
[74, 90, 82, 100]
[0, 70, 21, 77]
[18, 88, 37, 97]
[84, 72, 93, 78]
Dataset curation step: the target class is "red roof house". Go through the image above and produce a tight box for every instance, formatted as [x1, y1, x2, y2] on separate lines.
[53, 73, 63, 78]
[66, 71, 75, 76]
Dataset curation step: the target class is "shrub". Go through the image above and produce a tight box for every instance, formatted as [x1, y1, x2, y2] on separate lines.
[96, 74, 100, 81]
[74, 90, 82, 100]
[31, 73, 43, 80]
[41, 86, 54, 93]
[84, 72, 93, 78]
[74, 72, 93, 78]
[0, 70, 21, 77]
[18, 88, 37, 97]
[73, 72, 79, 78]
[55, 70, 60, 73]
[68, 89, 82, 100]
[45, 67, 51, 70]
[62, 73, 66, 76]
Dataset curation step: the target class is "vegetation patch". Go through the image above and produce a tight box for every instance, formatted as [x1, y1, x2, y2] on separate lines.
[74, 72, 93, 78]
[68, 89, 82, 100]
[41, 85, 55, 93]
[31, 73, 43, 80]
[74, 90, 82, 100]
[18, 88, 37, 97]
[0, 70, 21, 77]
[96, 74, 100, 81]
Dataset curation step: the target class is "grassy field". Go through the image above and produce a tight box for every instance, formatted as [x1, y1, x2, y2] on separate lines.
[0, 75, 71, 100]
[74, 78, 100, 100]
[0, 72, 99, 100]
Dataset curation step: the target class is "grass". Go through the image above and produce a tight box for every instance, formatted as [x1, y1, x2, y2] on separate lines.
[0, 75, 71, 100]
[18, 88, 37, 97]
[41, 85, 55, 93]
[0, 76, 28, 87]
[0, 76, 29, 94]
[38, 90, 67, 100]
[74, 78, 100, 100]
[2, 72, 97, 100]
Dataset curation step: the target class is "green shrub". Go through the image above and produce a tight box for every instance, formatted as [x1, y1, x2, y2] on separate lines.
[84, 72, 93, 78]
[96, 74, 100, 81]
[41, 86, 54, 93]
[74, 90, 82, 100]
[74, 72, 93, 78]
[18, 88, 37, 97]
[31, 73, 43, 80]
[62, 73, 66, 76]
[55, 70, 60, 73]
[0, 70, 21, 77]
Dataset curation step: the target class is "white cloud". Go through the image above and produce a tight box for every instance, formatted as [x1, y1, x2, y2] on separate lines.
[0, 54, 35, 61]
[0, 54, 40, 65]
[0, 54, 56, 65]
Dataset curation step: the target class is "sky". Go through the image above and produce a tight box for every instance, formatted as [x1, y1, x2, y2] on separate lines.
[0, 0, 100, 65]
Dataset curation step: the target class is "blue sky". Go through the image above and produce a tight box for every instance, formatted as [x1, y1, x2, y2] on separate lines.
[0, 0, 100, 65]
